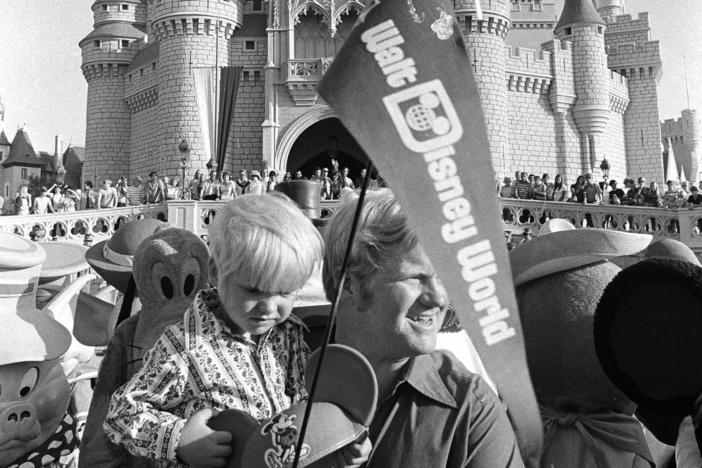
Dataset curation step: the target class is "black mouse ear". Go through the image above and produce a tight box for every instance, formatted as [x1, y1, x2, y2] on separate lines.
[594, 258, 702, 427]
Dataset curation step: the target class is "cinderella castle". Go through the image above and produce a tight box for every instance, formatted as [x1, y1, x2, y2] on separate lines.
[79, 0, 702, 186]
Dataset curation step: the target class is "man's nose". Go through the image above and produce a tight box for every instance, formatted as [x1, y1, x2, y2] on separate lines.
[420, 276, 447, 308]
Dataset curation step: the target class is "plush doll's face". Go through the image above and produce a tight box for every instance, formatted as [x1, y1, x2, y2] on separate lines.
[133, 229, 209, 350]
[0, 359, 71, 465]
[517, 262, 635, 414]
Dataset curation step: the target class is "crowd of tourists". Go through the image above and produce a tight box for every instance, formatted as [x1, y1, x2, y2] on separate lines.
[1, 165, 389, 215]
[500, 170, 702, 208]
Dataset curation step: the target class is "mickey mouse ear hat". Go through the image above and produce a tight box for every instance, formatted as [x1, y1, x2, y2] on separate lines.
[208, 344, 378, 468]
[594, 258, 702, 435]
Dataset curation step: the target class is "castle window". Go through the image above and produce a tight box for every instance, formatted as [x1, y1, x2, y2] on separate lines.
[0, 151, 3, 161]
[140, 68, 144, 76]
[94, 40, 101, 48]
[254, 70, 261, 80]
[21, 169, 27, 180]
[564, 27, 572, 36]
[121, 39, 130, 48]
[152, 62, 157, 71]
[121, 4, 129, 10]
[597, 26, 603, 34]
[129, 74, 132, 82]
[252, 0, 263, 11]
[245, 40, 256, 50]
[193, 18, 199, 32]
[101, 4, 108, 11]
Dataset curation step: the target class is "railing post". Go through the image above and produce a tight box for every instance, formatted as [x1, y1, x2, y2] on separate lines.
[166, 200, 200, 232]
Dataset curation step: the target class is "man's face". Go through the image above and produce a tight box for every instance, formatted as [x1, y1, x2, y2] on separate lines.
[315, 169, 321, 177]
[360, 169, 367, 178]
[585, 175, 593, 185]
[240, 170, 247, 179]
[210, 171, 216, 180]
[323, 169, 329, 178]
[223, 173, 230, 181]
[351, 246, 447, 361]
[151, 174, 157, 182]
[520, 172, 527, 181]
[295, 170, 303, 179]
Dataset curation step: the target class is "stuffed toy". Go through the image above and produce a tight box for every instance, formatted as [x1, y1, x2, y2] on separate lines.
[510, 220, 655, 467]
[76, 218, 169, 347]
[0, 233, 78, 468]
[79, 227, 209, 468]
[594, 239, 702, 466]
[208, 344, 377, 468]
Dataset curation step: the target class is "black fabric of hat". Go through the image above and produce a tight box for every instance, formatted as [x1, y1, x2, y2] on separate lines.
[594, 258, 702, 438]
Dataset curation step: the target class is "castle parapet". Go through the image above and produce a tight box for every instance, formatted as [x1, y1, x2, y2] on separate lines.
[608, 70, 629, 114]
[505, 46, 552, 94]
[92, 0, 145, 27]
[150, 0, 243, 41]
[606, 12, 650, 34]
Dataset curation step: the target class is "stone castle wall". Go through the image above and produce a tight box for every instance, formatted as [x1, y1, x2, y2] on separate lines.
[83, 69, 131, 183]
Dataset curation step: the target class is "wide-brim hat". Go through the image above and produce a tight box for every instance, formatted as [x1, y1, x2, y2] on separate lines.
[85, 218, 168, 292]
[594, 257, 702, 444]
[208, 344, 377, 468]
[510, 223, 652, 287]
[0, 233, 71, 365]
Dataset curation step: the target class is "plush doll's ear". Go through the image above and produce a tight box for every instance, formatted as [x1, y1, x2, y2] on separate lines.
[594, 258, 702, 442]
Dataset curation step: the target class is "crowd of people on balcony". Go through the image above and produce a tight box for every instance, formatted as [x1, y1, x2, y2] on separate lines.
[500, 171, 702, 209]
[0, 163, 390, 216]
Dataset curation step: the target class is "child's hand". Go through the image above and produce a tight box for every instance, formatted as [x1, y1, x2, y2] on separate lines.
[176, 408, 233, 467]
[336, 431, 372, 467]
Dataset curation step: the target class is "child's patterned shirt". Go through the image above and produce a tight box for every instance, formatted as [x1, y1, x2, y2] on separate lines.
[103, 288, 309, 466]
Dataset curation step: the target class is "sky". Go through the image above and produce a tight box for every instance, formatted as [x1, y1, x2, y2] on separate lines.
[0, 1, 700, 153]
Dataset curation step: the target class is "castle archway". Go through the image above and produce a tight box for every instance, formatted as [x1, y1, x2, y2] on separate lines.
[274, 106, 369, 178]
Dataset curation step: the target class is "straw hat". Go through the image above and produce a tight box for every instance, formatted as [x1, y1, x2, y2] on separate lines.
[85, 218, 168, 292]
[510, 224, 652, 287]
[208, 344, 377, 467]
[0, 233, 71, 365]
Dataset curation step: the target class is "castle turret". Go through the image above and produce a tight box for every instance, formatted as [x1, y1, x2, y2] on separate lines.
[605, 11, 663, 182]
[149, 1, 242, 176]
[682, 109, 702, 185]
[453, 0, 511, 177]
[80, 0, 146, 183]
[555, 0, 609, 173]
[595, 0, 625, 24]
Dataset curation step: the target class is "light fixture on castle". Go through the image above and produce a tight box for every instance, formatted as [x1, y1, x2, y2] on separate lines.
[179, 138, 190, 198]
[599, 158, 610, 182]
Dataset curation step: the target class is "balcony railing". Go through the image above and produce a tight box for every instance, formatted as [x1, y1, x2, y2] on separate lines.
[5, 198, 702, 253]
[0, 204, 168, 244]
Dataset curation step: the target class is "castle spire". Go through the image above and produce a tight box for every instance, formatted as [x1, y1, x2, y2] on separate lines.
[555, 0, 605, 34]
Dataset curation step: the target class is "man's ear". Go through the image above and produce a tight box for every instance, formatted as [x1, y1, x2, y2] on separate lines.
[208, 258, 219, 287]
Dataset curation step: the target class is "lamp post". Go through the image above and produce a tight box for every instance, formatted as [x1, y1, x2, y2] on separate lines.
[178, 139, 190, 199]
[599, 158, 610, 183]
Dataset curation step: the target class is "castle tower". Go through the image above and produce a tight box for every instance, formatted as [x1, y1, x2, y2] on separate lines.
[149, 1, 241, 177]
[604, 11, 663, 182]
[682, 109, 702, 185]
[595, 0, 624, 24]
[555, 0, 609, 173]
[80, 0, 145, 183]
[453, 0, 511, 177]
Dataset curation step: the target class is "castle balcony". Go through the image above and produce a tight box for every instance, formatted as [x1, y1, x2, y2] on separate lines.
[285, 57, 334, 106]
[5, 199, 702, 256]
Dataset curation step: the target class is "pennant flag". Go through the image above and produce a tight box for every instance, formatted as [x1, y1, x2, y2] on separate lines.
[318, 0, 542, 464]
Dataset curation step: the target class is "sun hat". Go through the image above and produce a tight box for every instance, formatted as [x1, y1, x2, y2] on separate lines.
[510, 224, 652, 287]
[84, 218, 168, 293]
[0, 233, 71, 365]
[208, 344, 378, 468]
